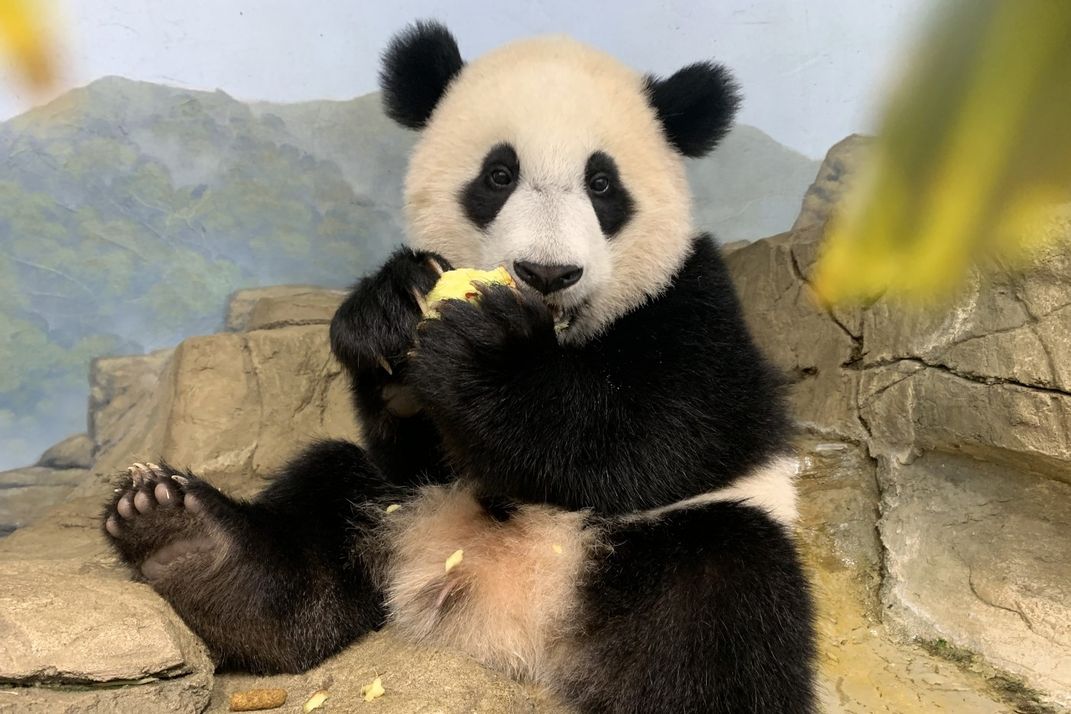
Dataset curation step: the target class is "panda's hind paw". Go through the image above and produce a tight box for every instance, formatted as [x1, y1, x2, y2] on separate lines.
[103, 462, 228, 580]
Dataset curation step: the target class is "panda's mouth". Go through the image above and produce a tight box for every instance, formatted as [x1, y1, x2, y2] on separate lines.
[547, 300, 587, 334]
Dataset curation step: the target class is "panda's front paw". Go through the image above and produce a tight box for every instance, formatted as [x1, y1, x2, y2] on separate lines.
[409, 284, 555, 409]
[330, 248, 453, 378]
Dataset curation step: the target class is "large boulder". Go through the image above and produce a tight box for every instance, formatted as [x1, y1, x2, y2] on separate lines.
[0, 562, 214, 713]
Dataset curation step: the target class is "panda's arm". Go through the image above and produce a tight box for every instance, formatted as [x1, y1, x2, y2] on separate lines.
[329, 248, 453, 486]
[408, 277, 790, 514]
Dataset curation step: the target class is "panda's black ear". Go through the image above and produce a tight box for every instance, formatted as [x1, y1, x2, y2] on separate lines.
[379, 20, 464, 129]
[645, 62, 741, 158]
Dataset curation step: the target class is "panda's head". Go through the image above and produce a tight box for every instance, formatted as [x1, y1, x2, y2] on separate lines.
[380, 21, 740, 343]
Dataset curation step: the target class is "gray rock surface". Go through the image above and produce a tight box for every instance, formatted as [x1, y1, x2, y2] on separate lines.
[878, 452, 1071, 700]
[796, 439, 1024, 713]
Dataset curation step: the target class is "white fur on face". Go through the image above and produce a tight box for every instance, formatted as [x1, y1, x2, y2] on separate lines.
[404, 36, 695, 343]
[485, 181, 610, 319]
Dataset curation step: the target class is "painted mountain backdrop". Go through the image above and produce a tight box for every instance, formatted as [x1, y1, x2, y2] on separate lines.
[0, 77, 818, 470]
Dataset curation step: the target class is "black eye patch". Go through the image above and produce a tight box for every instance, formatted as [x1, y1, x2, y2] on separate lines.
[585, 151, 634, 238]
[461, 143, 519, 229]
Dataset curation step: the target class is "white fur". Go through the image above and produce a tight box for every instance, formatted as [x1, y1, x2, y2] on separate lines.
[376, 484, 599, 684]
[634, 456, 801, 526]
[404, 35, 695, 343]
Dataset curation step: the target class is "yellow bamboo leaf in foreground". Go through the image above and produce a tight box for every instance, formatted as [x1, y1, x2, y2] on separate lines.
[0, 0, 56, 88]
[815, 0, 1071, 305]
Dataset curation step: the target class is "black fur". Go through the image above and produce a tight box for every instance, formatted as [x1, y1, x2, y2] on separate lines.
[102, 444, 398, 673]
[329, 246, 453, 484]
[379, 20, 464, 129]
[645, 62, 741, 157]
[568, 503, 816, 713]
[408, 235, 792, 514]
[461, 143, 520, 229]
[585, 150, 634, 237]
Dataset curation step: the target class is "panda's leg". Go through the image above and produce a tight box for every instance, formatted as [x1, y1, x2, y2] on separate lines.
[563, 502, 817, 714]
[103, 440, 397, 674]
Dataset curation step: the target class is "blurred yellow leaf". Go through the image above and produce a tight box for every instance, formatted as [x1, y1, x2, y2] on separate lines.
[0, 0, 56, 88]
[815, 0, 1071, 305]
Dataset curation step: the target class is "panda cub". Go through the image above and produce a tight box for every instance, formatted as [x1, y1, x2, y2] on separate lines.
[104, 21, 816, 713]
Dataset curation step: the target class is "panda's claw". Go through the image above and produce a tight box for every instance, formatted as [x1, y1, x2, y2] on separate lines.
[376, 354, 394, 376]
[426, 256, 445, 276]
[410, 286, 430, 316]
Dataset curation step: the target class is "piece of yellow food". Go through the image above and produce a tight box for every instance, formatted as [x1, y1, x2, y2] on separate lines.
[229, 687, 288, 711]
[360, 676, 385, 702]
[384, 503, 401, 514]
[424, 267, 515, 318]
[302, 689, 330, 712]
[444, 548, 464, 573]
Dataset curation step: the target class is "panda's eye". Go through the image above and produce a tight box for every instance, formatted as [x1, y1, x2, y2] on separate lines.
[487, 165, 514, 189]
[588, 173, 611, 195]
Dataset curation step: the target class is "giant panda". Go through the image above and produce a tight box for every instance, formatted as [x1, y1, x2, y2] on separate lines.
[103, 21, 816, 713]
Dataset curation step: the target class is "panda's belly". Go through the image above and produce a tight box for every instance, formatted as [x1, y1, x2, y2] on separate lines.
[379, 485, 597, 682]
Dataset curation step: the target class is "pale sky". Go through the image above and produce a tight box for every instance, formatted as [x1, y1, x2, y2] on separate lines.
[0, 0, 938, 158]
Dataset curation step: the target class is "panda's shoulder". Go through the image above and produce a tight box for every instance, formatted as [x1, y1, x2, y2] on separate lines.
[606, 233, 749, 343]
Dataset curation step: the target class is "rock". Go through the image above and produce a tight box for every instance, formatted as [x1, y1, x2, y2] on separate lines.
[91, 326, 360, 495]
[726, 135, 1071, 709]
[225, 285, 345, 332]
[719, 239, 750, 255]
[37, 433, 95, 469]
[791, 134, 873, 231]
[796, 438, 1023, 714]
[878, 452, 1071, 704]
[0, 560, 213, 712]
[0, 467, 86, 537]
[89, 348, 174, 461]
[725, 228, 866, 441]
[860, 360, 1071, 475]
[210, 629, 564, 713]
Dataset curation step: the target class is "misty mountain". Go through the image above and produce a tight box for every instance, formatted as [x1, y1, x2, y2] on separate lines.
[0, 76, 817, 470]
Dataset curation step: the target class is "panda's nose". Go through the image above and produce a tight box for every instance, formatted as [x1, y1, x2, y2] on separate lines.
[513, 261, 584, 295]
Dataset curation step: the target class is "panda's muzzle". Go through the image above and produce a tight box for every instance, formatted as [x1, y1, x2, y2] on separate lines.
[513, 261, 583, 295]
